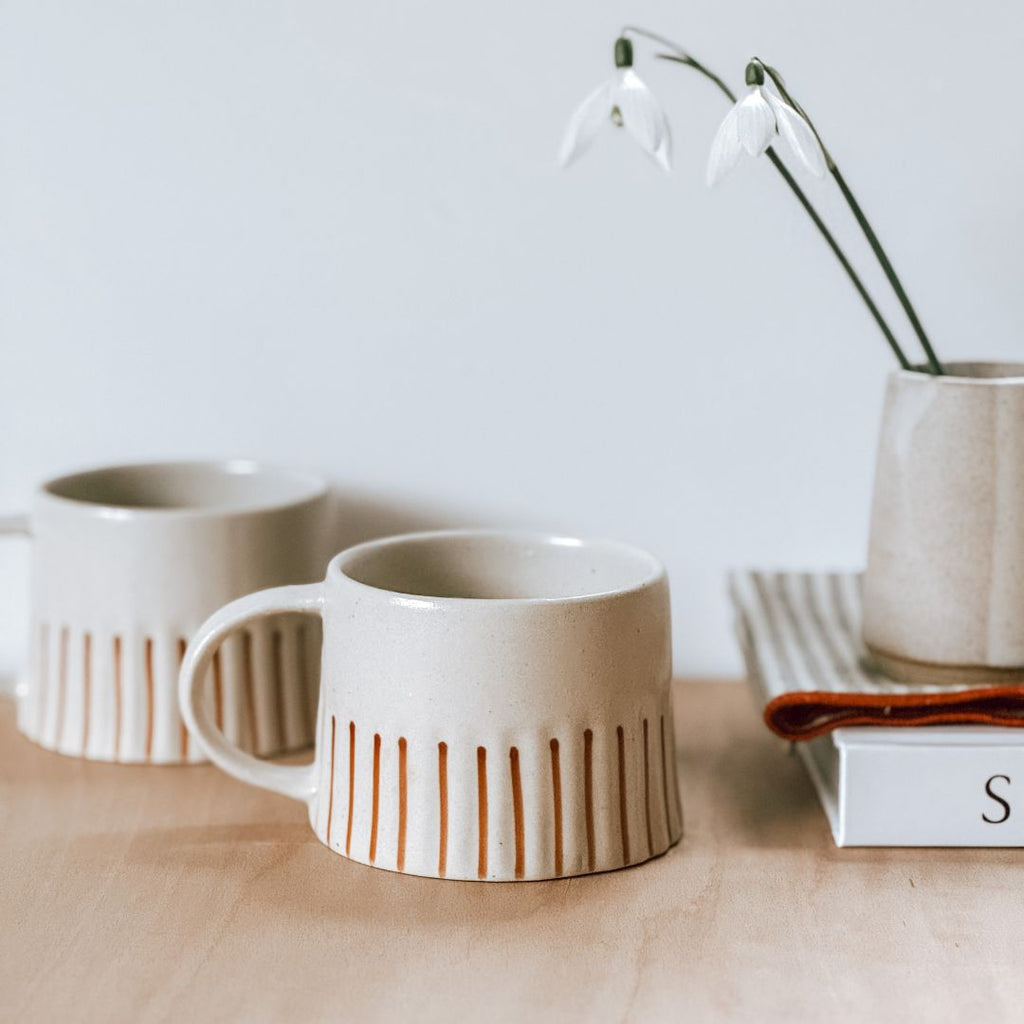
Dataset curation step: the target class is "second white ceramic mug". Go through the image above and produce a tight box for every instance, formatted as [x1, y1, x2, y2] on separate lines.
[181, 530, 682, 881]
[5, 460, 329, 763]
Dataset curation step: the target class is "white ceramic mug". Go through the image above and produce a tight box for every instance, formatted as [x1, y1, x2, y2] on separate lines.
[181, 529, 682, 881]
[863, 362, 1024, 684]
[4, 460, 329, 763]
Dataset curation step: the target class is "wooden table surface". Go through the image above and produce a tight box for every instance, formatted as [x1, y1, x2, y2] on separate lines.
[2, 681, 1020, 1023]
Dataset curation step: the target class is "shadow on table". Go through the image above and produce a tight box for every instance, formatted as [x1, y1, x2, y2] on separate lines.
[119, 815, 674, 929]
[706, 739, 824, 849]
[676, 680, 826, 851]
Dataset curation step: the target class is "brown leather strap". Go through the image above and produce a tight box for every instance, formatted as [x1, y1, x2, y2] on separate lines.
[764, 688, 1024, 741]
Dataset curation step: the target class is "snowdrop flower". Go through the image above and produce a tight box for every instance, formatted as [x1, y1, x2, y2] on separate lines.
[706, 63, 825, 186]
[559, 37, 672, 172]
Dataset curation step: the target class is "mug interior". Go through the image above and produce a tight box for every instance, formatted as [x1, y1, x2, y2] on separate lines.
[336, 531, 663, 601]
[44, 460, 325, 512]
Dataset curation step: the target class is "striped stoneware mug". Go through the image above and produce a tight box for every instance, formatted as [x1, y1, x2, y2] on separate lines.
[4, 460, 329, 763]
[180, 529, 682, 881]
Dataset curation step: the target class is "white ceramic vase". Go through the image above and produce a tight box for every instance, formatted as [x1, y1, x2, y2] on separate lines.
[862, 362, 1024, 684]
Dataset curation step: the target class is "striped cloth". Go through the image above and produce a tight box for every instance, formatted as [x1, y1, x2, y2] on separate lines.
[730, 571, 1024, 740]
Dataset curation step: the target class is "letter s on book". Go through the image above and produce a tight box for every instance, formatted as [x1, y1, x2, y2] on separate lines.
[982, 775, 1011, 825]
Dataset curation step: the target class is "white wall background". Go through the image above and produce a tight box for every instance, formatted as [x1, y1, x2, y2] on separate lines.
[2, 0, 1023, 684]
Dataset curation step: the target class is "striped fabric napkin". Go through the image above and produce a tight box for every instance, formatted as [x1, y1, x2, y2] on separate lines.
[729, 571, 1024, 740]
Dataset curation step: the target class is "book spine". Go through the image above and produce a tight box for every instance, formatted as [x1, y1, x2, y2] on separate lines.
[838, 742, 1024, 847]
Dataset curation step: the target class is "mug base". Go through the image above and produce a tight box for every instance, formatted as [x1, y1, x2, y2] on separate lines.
[311, 828, 683, 882]
[866, 644, 1024, 688]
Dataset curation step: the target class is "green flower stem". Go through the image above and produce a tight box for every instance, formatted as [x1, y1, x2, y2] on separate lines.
[830, 167, 942, 374]
[620, 27, 913, 370]
[751, 58, 943, 375]
[762, 148, 912, 371]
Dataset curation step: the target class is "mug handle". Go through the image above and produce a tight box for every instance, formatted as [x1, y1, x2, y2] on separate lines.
[179, 582, 324, 803]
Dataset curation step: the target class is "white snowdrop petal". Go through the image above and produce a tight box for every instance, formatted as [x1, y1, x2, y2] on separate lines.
[706, 103, 743, 186]
[614, 69, 666, 156]
[767, 94, 826, 177]
[558, 81, 613, 168]
[735, 87, 776, 156]
[652, 127, 672, 173]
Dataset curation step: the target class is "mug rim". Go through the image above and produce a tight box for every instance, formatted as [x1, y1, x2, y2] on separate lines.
[329, 528, 667, 607]
[37, 459, 328, 519]
[896, 360, 1024, 385]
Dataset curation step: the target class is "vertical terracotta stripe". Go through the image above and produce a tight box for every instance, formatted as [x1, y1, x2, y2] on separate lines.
[397, 737, 408, 871]
[476, 746, 488, 879]
[56, 626, 69, 748]
[242, 631, 257, 752]
[510, 747, 525, 880]
[326, 715, 337, 846]
[212, 649, 224, 732]
[369, 733, 382, 863]
[178, 638, 189, 759]
[271, 629, 285, 752]
[346, 721, 356, 856]
[112, 636, 122, 761]
[437, 741, 449, 878]
[583, 728, 595, 872]
[617, 725, 630, 865]
[549, 738, 563, 877]
[81, 633, 92, 754]
[37, 623, 50, 739]
[642, 718, 653, 858]
[144, 637, 154, 761]
[660, 715, 672, 838]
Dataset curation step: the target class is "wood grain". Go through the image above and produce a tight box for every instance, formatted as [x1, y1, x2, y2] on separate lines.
[1, 682, 1020, 1023]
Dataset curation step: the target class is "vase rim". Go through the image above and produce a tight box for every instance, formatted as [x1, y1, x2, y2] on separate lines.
[896, 361, 1024, 385]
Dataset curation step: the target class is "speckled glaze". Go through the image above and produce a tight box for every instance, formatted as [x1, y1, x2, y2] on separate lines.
[863, 363, 1024, 683]
[4, 461, 329, 762]
[180, 530, 682, 881]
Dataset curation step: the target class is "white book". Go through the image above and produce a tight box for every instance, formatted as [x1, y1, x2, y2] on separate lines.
[730, 570, 1024, 847]
[802, 726, 1023, 847]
